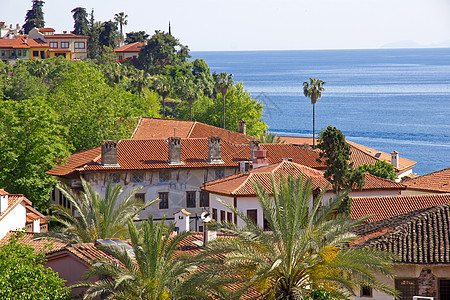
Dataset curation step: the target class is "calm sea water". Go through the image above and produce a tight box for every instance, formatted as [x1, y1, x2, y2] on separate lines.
[191, 48, 450, 175]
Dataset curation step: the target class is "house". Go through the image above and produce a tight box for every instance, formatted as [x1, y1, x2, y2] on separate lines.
[0, 22, 22, 38]
[402, 167, 450, 195]
[280, 136, 417, 180]
[0, 35, 49, 63]
[0, 189, 48, 239]
[202, 159, 405, 229]
[351, 200, 450, 300]
[114, 42, 144, 61]
[28, 27, 89, 60]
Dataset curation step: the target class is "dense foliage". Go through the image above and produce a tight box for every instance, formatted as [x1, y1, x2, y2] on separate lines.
[0, 232, 69, 299]
[23, 0, 45, 34]
[358, 160, 397, 181]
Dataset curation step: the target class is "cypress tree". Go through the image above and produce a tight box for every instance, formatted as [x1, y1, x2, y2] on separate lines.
[71, 7, 89, 36]
[23, 0, 45, 34]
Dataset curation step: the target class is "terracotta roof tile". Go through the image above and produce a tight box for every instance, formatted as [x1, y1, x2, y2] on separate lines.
[38, 28, 55, 32]
[0, 189, 9, 196]
[0, 194, 32, 222]
[46, 147, 101, 176]
[45, 33, 89, 39]
[403, 167, 450, 193]
[115, 42, 144, 52]
[350, 193, 450, 222]
[0, 231, 67, 253]
[0, 37, 48, 49]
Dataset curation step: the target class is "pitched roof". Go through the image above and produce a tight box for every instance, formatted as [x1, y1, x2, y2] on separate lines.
[0, 231, 67, 253]
[353, 204, 450, 264]
[45, 33, 89, 39]
[47, 139, 324, 176]
[38, 28, 55, 33]
[114, 42, 144, 52]
[350, 193, 450, 222]
[202, 160, 404, 196]
[402, 167, 450, 193]
[0, 37, 48, 49]
[132, 117, 254, 144]
[0, 194, 32, 222]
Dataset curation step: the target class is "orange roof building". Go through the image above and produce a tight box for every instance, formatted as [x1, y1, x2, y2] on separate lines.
[114, 42, 144, 61]
[402, 167, 450, 195]
[0, 36, 49, 62]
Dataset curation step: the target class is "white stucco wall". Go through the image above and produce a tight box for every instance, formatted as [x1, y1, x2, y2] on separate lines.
[0, 202, 27, 239]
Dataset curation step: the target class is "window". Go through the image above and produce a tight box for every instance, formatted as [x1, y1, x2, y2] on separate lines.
[212, 208, 217, 221]
[111, 173, 120, 184]
[186, 191, 196, 208]
[395, 278, 417, 300]
[158, 192, 169, 209]
[215, 169, 225, 179]
[227, 212, 233, 222]
[1, 50, 5, 57]
[11, 50, 15, 56]
[263, 215, 271, 231]
[247, 209, 257, 225]
[135, 193, 145, 204]
[49, 42, 58, 48]
[220, 210, 225, 222]
[133, 173, 144, 183]
[22, 50, 27, 56]
[360, 286, 372, 297]
[61, 42, 69, 48]
[33, 51, 39, 57]
[159, 171, 169, 182]
[440, 279, 450, 300]
[200, 191, 209, 207]
[74, 42, 85, 49]
[18, 50, 21, 56]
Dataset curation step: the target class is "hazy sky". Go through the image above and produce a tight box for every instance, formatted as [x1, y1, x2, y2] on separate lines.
[2, 0, 449, 51]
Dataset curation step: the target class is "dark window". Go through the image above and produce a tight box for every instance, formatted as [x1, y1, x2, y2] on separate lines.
[227, 212, 232, 222]
[135, 193, 145, 204]
[186, 191, 196, 208]
[111, 173, 120, 183]
[247, 209, 257, 225]
[212, 208, 217, 221]
[220, 210, 225, 222]
[40, 51, 45, 59]
[51, 186, 56, 202]
[263, 215, 270, 231]
[159, 171, 169, 182]
[159, 192, 169, 209]
[395, 278, 417, 300]
[18, 50, 21, 56]
[440, 279, 450, 300]
[11, 50, 15, 56]
[133, 173, 144, 183]
[200, 191, 209, 207]
[33, 51, 39, 57]
[61, 42, 69, 48]
[23, 50, 27, 56]
[360, 286, 372, 297]
[1, 50, 5, 56]
[215, 169, 224, 179]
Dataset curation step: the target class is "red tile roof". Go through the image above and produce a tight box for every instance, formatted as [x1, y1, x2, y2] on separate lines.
[45, 34, 89, 39]
[202, 160, 404, 196]
[115, 42, 144, 53]
[403, 167, 450, 193]
[0, 194, 32, 222]
[0, 189, 9, 196]
[350, 193, 450, 222]
[0, 37, 48, 49]
[38, 28, 55, 33]
[47, 139, 324, 176]
[0, 231, 67, 253]
[132, 117, 254, 144]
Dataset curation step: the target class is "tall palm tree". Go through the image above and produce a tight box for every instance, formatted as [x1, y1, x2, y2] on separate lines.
[132, 69, 151, 98]
[177, 77, 200, 121]
[46, 178, 157, 244]
[153, 76, 171, 118]
[303, 78, 326, 148]
[114, 12, 128, 44]
[213, 72, 233, 129]
[78, 218, 201, 299]
[195, 175, 397, 299]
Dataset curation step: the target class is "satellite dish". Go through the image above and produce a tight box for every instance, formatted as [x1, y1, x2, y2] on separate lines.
[201, 211, 212, 223]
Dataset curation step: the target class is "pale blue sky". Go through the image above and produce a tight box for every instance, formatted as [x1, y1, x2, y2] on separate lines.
[2, 0, 449, 50]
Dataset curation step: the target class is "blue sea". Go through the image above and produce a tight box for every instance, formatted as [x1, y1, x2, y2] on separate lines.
[191, 48, 450, 175]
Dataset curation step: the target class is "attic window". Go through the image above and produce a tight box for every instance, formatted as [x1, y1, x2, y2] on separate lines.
[111, 173, 120, 184]
[159, 171, 170, 182]
[133, 173, 144, 183]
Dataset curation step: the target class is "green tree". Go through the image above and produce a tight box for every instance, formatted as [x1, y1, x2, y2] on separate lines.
[71, 7, 89, 36]
[99, 20, 119, 49]
[0, 232, 70, 299]
[87, 9, 101, 59]
[176, 77, 201, 121]
[153, 76, 172, 117]
[22, 0, 45, 34]
[2, 62, 48, 101]
[114, 12, 128, 44]
[303, 78, 326, 148]
[259, 132, 285, 143]
[130, 69, 151, 98]
[0, 97, 71, 211]
[213, 72, 234, 129]
[195, 175, 396, 299]
[47, 179, 157, 244]
[78, 218, 199, 299]
[357, 161, 397, 181]
[125, 31, 149, 44]
[317, 126, 365, 212]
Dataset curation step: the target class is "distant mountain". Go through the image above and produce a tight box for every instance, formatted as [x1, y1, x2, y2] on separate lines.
[381, 40, 450, 49]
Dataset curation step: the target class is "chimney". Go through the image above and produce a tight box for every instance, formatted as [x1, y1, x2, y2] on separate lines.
[204, 227, 217, 244]
[208, 136, 223, 164]
[63, 31, 67, 34]
[391, 151, 399, 168]
[253, 149, 269, 169]
[0, 189, 9, 214]
[101, 140, 119, 166]
[249, 140, 260, 160]
[238, 119, 246, 135]
[168, 137, 182, 164]
[173, 209, 191, 232]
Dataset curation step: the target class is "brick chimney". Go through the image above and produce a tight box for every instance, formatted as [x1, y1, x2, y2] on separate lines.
[208, 136, 223, 164]
[391, 151, 399, 168]
[249, 140, 260, 160]
[101, 140, 119, 166]
[238, 119, 246, 135]
[0, 189, 9, 214]
[168, 137, 182, 164]
[253, 148, 269, 169]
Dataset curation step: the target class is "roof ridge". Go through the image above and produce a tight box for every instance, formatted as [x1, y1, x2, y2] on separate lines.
[405, 166, 450, 181]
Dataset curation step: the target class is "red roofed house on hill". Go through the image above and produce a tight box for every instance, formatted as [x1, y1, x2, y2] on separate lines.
[0, 34, 49, 63]
[114, 42, 144, 61]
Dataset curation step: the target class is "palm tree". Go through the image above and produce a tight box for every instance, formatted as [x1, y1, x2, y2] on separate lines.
[195, 175, 397, 299]
[177, 77, 200, 121]
[303, 78, 326, 148]
[131, 69, 151, 98]
[153, 76, 171, 118]
[259, 131, 285, 144]
[78, 218, 201, 299]
[213, 72, 233, 129]
[114, 12, 128, 44]
[46, 178, 157, 244]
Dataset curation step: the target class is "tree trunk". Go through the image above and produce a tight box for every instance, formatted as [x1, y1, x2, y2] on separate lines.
[162, 96, 166, 118]
[313, 103, 315, 148]
[223, 93, 226, 129]
[190, 103, 192, 121]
